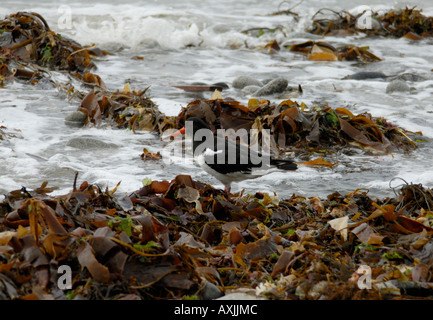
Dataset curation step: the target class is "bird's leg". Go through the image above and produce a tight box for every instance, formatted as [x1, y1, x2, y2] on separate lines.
[224, 185, 231, 194]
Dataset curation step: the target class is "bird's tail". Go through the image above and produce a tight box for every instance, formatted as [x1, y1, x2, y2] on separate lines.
[270, 159, 298, 171]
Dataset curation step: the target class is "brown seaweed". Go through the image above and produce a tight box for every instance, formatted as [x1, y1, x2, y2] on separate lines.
[0, 12, 174, 134]
[176, 98, 418, 155]
[1, 176, 433, 300]
[289, 40, 381, 62]
[310, 6, 433, 38]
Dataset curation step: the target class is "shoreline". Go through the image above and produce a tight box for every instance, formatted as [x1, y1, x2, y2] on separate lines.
[1, 7, 433, 300]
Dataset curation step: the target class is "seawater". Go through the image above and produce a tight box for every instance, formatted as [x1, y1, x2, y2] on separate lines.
[1, 0, 433, 200]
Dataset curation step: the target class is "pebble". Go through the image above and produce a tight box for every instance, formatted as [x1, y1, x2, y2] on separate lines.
[242, 85, 261, 94]
[64, 111, 87, 128]
[261, 78, 275, 85]
[66, 137, 118, 149]
[253, 77, 288, 96]
[217, 292, 265, 300]
[201, 280, 224, 300]
[344, 71, 387, 80]
[393, 73, 426, 82]
[232, 76, 263, 89]
[212, 82, 230, 89]
[386, 79, 410, 94]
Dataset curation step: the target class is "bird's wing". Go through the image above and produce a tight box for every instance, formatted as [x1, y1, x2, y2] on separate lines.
[201, 137, 267, 174]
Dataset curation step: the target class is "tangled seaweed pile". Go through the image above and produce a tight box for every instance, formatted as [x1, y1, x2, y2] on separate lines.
[0, 12, 99, 86]
[249, 36, 382, 62]
[79, 85, 175, 134]
[310, 6, 433, 38]
[288, 40, 381, 63]
[1, 176, 433, 300]
[0, 11, 174, 134]
[176, 98, 419, 155]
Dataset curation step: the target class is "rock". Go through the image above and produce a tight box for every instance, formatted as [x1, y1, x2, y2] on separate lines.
[261, 78, 275, 85]
[386, 79, 410, 94]
[216, 288, 267, 300]
[253, 77, 288, 96]
[242, 85, 261, 94]
[344, 71, 386, 80]
[212, 82, 230, 89]
[394, 73, 426, 82]
[66, 137, 118, 149]
[232, 76, 263, 89]
[64, 111, 87, 128]
[201, 280, 224, 300]
[217, 292, 265, 300]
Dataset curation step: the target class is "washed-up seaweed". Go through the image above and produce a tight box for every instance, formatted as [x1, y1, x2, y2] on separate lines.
[0, 12, 174, 134]
[288, 40, 381, 62]
[310, 7, 433, 38]
[0, 12, 101, 85]
[0, 125, 22, 142]
[176, 98, 419, 155]
[79, 85, 176, 134]
[0, 11, 103, 96]
[269, 0, 303, 17]
[256, 38, 381, 62]
[241, 26, 287, 39]
[1, 176, 433, 300]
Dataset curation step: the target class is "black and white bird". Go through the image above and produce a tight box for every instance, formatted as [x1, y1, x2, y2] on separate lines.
[170, 117, 297, 193]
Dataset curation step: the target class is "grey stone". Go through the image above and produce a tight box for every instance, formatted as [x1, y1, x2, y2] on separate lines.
[217, 292, 265, 300]
[253, 77, 288, 96]
[386, 79, 410, 94]
[64, 111, 87, 128]
[344, 71, 386, 80]
[212, 82, 229, 89]
[394, 73, 426, 82]
[232, 76, 263, 89]
[242, 85, 261, 94]
[201, 281, 224, 300]
[261, 78, 275, 85]
[66, 137, 118, 150]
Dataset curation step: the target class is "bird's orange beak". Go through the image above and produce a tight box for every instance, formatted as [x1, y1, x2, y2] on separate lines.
[169, 126, 186, 140]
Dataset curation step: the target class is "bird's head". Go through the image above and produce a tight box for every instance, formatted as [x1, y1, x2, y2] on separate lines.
[170, 117, 210, 139]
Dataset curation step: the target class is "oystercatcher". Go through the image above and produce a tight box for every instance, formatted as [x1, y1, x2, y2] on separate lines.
[171, 117, 297, 193]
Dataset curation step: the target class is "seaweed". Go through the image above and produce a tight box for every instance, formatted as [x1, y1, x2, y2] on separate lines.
[0, 11, 431, 301]
[310, 6, 433, 38]
[0, 12, 174, 134]
[289, 40, 381, 62]
[1, 176, 433, 300]
[0, 12, 99, 79]
[79, 85, 176, 134]
[176, 97, 418, 155]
